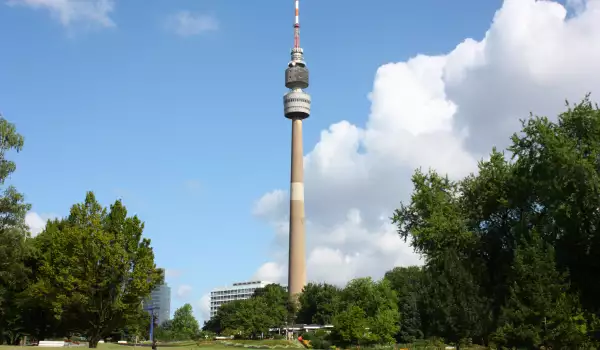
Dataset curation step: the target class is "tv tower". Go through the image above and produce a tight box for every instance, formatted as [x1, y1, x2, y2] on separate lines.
[283, 0, 310, 300]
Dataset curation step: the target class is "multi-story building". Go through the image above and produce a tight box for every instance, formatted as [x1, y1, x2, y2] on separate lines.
[144, 283, 171, 325]
[210, 281, 285, 318]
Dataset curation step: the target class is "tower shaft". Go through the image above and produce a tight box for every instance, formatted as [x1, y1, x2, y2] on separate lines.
[288, 118, 306, 299]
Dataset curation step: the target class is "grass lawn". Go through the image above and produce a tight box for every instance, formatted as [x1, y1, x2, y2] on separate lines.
[0, 340, 488, 350]
[0, 340, 301, 350]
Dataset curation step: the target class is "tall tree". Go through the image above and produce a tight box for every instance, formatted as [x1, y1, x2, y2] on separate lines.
[419, 250, 489, 349]
[330, 305, 371, 347]
[392, 96, 600, 346]
[507, 96, 600, 316]
[29, 193, 163, 348]
[338, 278, 399, 345]
[384, 267, 424, 343]
[252, 284, 288, 327]
[492, 231, 588, 349]
[0, 117, 32, 344]
[171, 304, 200, 340]
[297, 283, 341, 325]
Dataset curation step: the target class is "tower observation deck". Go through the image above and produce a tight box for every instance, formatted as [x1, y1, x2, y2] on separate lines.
[283, 1, 311, 120]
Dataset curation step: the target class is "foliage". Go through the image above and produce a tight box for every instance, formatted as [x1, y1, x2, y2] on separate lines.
[252, 284, 289, 329]
[392, 96, 600, 348]
[0, 117, 32, 345]
[5, 96, 600, 350]
[384, 267, 424, 343]
[204, 284, 289, 338]
[297, 283, 341, 325]
[491, 231, 588, 349]
[26, 192, 163, 347]
[170, 304, 201, 340]
[330, 305, 370, 346]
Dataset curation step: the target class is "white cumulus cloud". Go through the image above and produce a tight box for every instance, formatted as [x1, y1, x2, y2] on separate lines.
[253, 0, 600, 286]
[197, 294, 211, 323]
[25, 212, 57, 237]
[7, 0, 115, 27]
[166, 11, 219, 37]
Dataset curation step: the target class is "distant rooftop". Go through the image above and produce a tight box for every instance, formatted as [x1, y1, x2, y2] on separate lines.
[233, 281, 263, 286]
[212, 280, 283, 292]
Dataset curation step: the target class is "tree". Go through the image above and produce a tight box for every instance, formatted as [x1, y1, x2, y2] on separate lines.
[420, 250, 489, 349]
[28, 193, 163, 348]
[338, 278, 399, 345]
[330, 305, 371, 347]
[171, 304, 200, 340]
[297, 283, 341, 325]
[252, 284, 288, 327]
[507, 97, 600, 317]
[341, 278, 397, 318]
[392, 96, 600, 347]
[384, 267, 424, 342]
[0, 117, 32, 344]
[492, 231, 589, 349]
[204, 298, 273, 338]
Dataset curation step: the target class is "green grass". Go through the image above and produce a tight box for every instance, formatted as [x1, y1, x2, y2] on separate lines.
[0, 342, 224, 350]
[1, 340, 489, 350]
[222, 340, 298, 347]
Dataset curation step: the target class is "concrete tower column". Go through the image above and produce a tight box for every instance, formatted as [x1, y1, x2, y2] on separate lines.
[288, 118, 306, 299]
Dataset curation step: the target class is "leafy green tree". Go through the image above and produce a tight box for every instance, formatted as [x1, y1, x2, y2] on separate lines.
[171, 304, 200, 340]
[341, 278, 397, 318]
[252, 284, 288, 327]
[384, 267, 424, 342]
[330, 305, 371, 346]
[492, 231, 588, 349]
[297, 283, 341, 325]
[154, 319, 174, 341]
[202, 316, 221, 334]
[420, 250, 489, 349]
[0, 117, 32, 345]
[234, 298, 273, 338]
[393, 96, 600, 347]
[338, 278, 399, 344]
[204, 298, 272, 338]
[507, 97, 600, 317]
[28, 193, 163, 348]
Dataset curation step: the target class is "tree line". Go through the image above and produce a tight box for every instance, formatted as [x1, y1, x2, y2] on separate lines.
[3, 96, 600, 349]
[0, 117, 163, 347]
[203, 97, 600, 349]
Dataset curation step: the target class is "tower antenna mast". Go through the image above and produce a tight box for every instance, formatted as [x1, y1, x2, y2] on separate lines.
[294, 0, 300, 49]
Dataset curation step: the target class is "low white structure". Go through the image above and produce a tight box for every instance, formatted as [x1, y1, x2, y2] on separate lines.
[38, 341, 65, 347]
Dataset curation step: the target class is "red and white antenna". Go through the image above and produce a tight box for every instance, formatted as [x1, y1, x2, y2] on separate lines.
[294, 0, 300, 49]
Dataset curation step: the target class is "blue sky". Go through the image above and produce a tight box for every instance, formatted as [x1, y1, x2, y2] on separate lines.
[0, 0, 552, 322]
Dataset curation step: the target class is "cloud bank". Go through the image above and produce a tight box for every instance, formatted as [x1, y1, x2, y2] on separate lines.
[252, 0, 600, 286]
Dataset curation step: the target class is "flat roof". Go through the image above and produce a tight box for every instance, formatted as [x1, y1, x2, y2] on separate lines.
[211, 280, 281, 292]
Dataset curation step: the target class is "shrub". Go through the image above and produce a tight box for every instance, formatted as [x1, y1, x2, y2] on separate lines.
[310, 338, 332, 349]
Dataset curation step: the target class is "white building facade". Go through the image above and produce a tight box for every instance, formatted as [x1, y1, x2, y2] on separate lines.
[210, 280, 280, 318]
